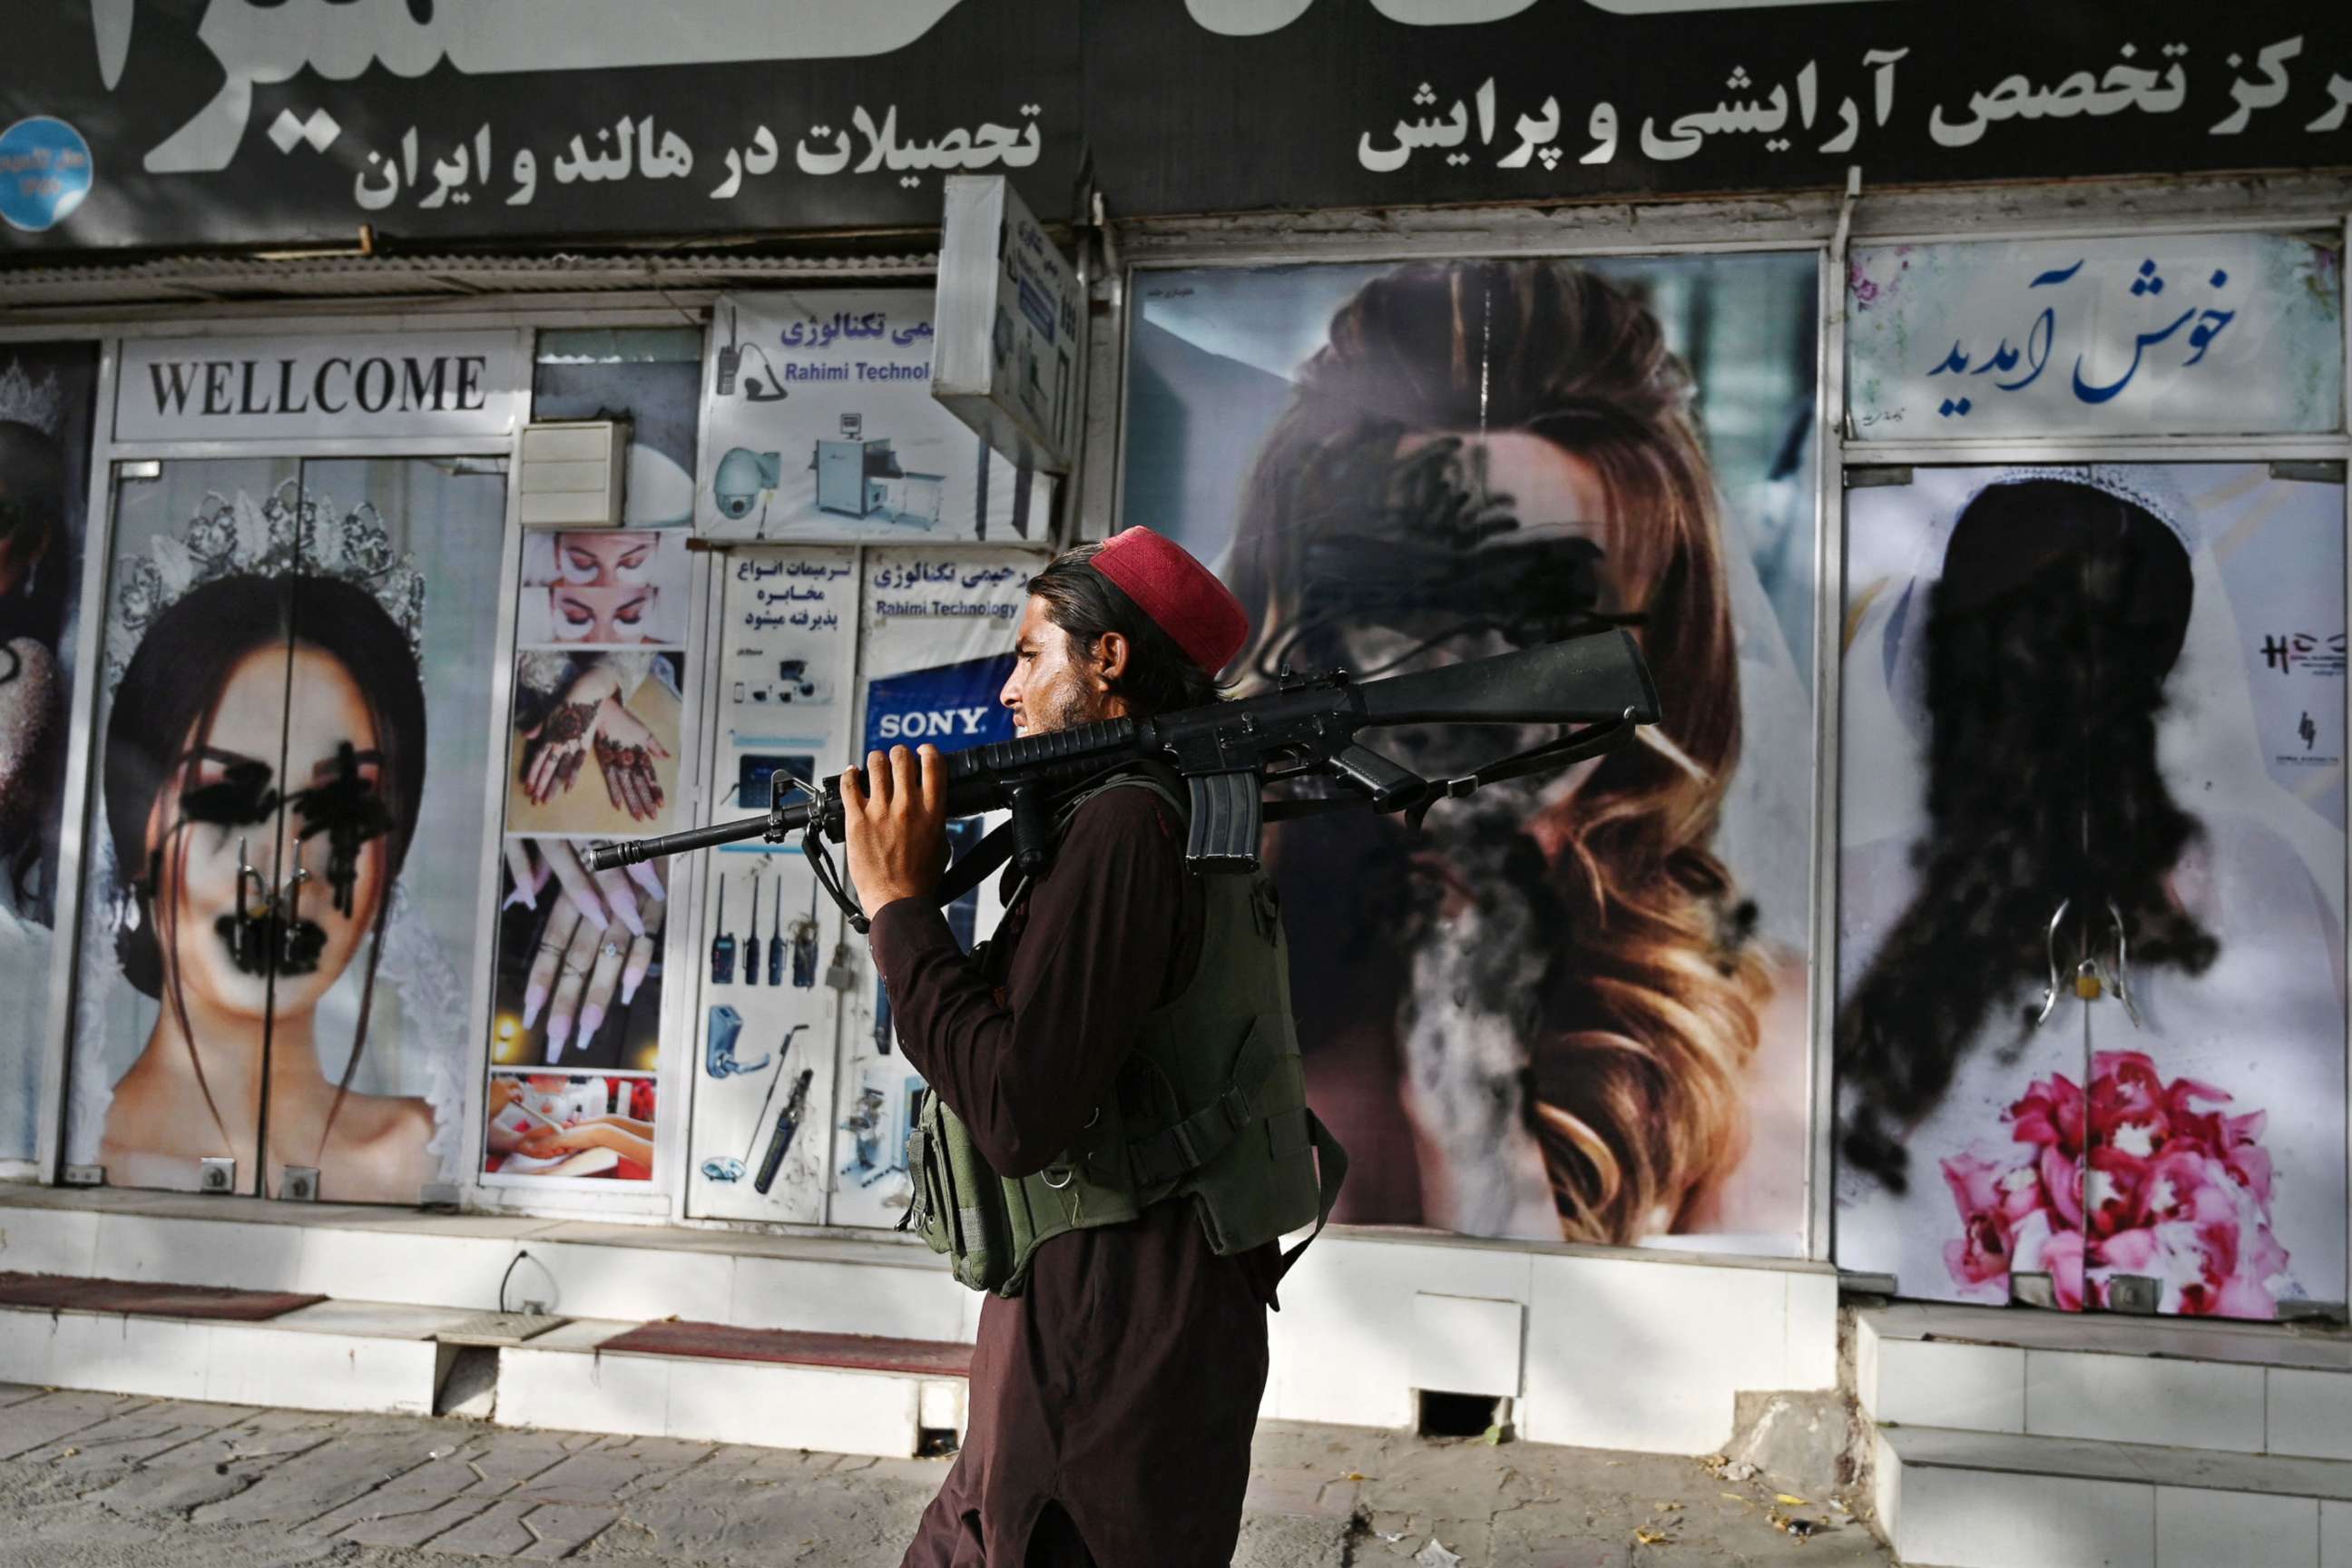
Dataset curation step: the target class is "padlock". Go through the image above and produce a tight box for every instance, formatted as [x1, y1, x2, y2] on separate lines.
[2074, 958, 2102, 1000]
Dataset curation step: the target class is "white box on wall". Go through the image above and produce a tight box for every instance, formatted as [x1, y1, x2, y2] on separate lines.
[1411, 1292, 1524, 1399]
[932, 174, 1083, 475]
[519, 419, 629, 526]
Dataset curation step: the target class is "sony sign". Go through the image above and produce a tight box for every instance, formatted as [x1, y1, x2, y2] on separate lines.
[116, 330, 527, 441]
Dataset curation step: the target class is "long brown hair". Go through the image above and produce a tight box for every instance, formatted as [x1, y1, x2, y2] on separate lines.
[1225, 259, 1766, 1241]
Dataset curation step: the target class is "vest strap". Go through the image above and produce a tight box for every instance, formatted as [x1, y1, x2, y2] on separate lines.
[1275, 1110, 1350, 1285]
[1125, 1018, 1303, 1188]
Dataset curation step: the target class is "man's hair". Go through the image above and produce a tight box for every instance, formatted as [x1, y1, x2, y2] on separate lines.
[1025, 544, 1223, 718]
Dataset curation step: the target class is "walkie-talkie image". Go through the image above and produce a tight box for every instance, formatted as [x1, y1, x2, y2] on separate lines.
[789, 880, 818, 988]
[753, 1068, 816, 1196]
[742, 879, 762, 989]
[767, 877, 787, 985]
[709, 874, 736, 985]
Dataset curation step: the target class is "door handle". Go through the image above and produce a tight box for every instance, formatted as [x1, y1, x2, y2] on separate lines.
[2105, 898, 2144, 1030]
[2034, 897, 2073, 1025]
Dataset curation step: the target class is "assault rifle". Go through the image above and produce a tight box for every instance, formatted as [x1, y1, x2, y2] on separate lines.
[588, 629, 1660, 930]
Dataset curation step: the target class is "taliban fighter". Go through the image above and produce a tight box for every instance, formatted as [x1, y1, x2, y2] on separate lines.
[842, 526, 1345, 1567]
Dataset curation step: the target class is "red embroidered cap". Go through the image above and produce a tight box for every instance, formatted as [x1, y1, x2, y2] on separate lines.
[1091, 525, 1250, 675]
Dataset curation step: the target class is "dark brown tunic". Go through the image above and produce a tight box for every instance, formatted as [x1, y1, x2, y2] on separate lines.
[871, 787, 1279, 1568]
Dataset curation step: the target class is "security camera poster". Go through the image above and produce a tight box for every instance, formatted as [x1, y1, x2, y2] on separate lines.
[63, 453, 510, 1203]
[687, 544, 858, 1225]
[827, 545, 1045, 1230]
[0, 340, 98, 1166]
[697, 289, 1049, 545]
[1120, 255, 1821, 1255]
[1836, 464, 2347, 1321]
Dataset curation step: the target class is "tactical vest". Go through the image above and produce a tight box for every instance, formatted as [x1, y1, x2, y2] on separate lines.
[902, 768, 1347, 1297]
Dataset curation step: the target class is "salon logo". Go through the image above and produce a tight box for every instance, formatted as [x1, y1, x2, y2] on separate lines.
[2260, 632, 2348, 677]
[0, 116, 93, 232]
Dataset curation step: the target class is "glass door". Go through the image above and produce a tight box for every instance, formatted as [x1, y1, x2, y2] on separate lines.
[64, 455, 507, 1202]
[1834, 462, 2347, 1322]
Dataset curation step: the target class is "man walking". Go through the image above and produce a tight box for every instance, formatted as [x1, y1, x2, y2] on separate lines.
[841, 526, 1342, 1566]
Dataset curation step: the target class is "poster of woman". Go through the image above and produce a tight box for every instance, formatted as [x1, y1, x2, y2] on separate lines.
[64, 457, 506, 1202]
[1835, 464, 2348, 1319]
[0, 342, 97, 1164]
[1121, 256, 1819, 1253]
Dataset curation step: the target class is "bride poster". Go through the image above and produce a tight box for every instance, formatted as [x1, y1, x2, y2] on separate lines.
[64, 456, 506, 1202]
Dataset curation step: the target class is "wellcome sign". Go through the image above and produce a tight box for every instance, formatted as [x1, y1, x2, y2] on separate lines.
[115, 330, 527, 441]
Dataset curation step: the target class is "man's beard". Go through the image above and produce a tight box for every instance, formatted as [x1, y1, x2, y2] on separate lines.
[1020, 671, 1109, 736]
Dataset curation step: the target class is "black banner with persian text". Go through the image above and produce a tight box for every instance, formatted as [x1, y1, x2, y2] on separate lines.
[0, 2, 2346, 252]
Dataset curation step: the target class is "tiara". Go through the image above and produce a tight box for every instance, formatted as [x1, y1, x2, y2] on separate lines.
[1970, 464, 2200, 553]
[105, 480, 426, 690]
[0, 360, 65, 438]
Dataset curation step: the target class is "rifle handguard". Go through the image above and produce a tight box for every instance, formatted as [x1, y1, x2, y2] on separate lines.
[585, 630, 1661, 895]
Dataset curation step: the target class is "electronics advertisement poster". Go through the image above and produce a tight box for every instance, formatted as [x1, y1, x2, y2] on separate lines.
[825, 544, 1046, 1229]
[1120, 255, 1820, 1255]
[697, 290, 1050, 545]
[684, 545, 859, 1222]
[0, 340, 98, 1165]
[1835, 464, 2348, 1321]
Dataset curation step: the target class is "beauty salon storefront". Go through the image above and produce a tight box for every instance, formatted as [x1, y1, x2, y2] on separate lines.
[4, 6, 2351, 1547]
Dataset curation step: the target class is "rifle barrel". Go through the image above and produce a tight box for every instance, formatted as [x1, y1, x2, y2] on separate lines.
[587, 808, 796, 871]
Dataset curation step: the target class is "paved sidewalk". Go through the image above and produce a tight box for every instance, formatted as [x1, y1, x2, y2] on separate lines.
[0, 1384, 1892, 1566]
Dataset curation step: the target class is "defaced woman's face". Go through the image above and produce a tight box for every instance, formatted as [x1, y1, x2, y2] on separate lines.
[1329, 432, 1618, 779]
[145, 643, 390, 1020]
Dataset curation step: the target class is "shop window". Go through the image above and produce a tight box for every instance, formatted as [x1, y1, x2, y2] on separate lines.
[1119, 253, 1821, 1259]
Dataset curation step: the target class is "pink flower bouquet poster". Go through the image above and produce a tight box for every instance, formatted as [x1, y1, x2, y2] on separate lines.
[1834, 465, 2347, 1320]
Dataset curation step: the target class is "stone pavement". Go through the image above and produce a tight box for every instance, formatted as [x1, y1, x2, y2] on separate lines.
[0, 1384, 1895, 1566]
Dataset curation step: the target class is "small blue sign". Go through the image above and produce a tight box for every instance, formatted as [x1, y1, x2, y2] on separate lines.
[862, 654, 1016, 755]
[0, 117, 93, 233]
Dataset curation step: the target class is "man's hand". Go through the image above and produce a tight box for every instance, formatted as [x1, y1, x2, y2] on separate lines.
[841, 743, 948, 921]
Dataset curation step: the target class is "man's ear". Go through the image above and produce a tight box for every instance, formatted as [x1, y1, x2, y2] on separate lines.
[1091, 630, 1132, 687]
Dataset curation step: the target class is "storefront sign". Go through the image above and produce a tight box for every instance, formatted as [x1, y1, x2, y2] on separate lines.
[1847, 233, 2345, 440]
[116, 331, 527, 442]
[2, 5, 2344, 250]
[934, 175, 1083, 474]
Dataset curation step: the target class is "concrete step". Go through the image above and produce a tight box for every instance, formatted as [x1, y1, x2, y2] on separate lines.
[1859, 1304, 2352, 1461]
[1873, 1425, 2352, 1568]
[497, 1318, 968, 1457]
[0, 1280, 973, 1456]
[0, 1295, 467, 1416]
